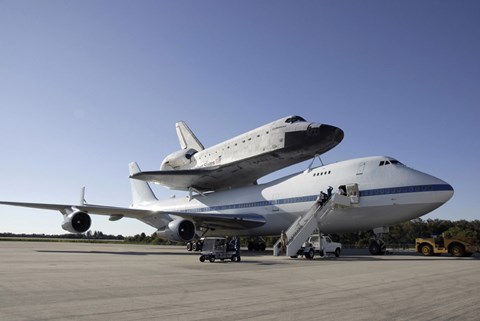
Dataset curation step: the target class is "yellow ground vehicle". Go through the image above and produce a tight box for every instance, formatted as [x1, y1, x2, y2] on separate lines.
[416, 236, 478, 257]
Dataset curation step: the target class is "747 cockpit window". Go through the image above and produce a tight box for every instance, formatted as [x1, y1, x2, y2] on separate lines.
[285, 116, 306, 123]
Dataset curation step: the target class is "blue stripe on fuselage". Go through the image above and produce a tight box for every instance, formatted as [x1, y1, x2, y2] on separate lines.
[359, 184, 453, 197]
[178, 184, 452, 213]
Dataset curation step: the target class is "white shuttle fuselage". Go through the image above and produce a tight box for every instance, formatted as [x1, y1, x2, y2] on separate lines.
[134, 115, 344, 191]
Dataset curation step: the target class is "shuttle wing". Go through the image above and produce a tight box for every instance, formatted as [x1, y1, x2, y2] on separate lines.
[131, 155, 292, 191]
[131, 165, 257, 191]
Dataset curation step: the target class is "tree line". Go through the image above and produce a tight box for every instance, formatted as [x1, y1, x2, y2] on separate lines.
[335, 218, 479, 248]
[0, 230, 124, 241]
[124, 218, 480, 248]
[2, 218, 478, 247]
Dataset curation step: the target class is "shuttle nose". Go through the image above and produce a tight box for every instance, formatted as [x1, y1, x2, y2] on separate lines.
[284, 122, 344, 154]
[331, 126, 344, 144]
[307, 124, 344, 144]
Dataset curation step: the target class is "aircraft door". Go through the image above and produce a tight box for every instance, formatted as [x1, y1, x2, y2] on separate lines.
[271, 194, 281, 212]
[356, 162, 366, 175]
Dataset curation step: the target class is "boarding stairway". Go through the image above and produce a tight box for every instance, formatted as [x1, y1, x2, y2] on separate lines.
[273, 193, 353, 257]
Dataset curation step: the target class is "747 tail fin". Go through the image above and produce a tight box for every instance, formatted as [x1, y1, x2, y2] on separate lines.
[129, 162, 157, 204]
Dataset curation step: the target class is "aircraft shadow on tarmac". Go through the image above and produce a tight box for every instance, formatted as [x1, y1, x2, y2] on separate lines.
[33, 249, 291, 265]
[35, 249, 479, 263]
[35, 250, 194, 256]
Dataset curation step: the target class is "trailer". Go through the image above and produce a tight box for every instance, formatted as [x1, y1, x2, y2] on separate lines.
[199, 237, 241, 263]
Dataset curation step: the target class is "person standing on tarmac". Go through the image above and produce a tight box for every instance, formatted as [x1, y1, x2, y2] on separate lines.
[280, 230, 287, 253]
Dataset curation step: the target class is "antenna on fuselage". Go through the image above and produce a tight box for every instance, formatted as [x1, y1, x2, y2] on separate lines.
[304, 154, 324, 173]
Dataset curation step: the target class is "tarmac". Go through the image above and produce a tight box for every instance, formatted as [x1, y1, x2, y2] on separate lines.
[0, 241, 479, 321]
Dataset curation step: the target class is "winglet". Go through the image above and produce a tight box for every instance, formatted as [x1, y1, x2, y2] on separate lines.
[129, 162, 158, 204]
[79, 186, 87, 205]
[176, 121, 204, 151]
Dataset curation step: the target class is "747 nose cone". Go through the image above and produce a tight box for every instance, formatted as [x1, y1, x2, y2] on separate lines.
[441, 183, 454, 203]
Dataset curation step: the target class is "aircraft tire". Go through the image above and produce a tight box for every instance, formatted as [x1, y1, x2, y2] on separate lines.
[186, 242, 193, 251]
[369, 241, 381, 255]
[193, 241, 202, 252]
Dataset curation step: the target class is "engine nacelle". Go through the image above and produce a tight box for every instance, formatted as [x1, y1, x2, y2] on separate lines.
[61, 211, 92, 234]
[160, 148, 198, 170]
[156, 219, 196, 242]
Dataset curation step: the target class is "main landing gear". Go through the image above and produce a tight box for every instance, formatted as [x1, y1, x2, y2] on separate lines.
[186, 240, 204, 252]
[368, 238, 386, 255]
[369, 226, 389, 255]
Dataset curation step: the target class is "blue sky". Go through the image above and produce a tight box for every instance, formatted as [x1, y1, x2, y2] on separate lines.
[0, 1, 479, 235]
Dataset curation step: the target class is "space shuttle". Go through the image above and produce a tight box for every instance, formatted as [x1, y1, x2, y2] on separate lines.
[131, 115, 344, 192]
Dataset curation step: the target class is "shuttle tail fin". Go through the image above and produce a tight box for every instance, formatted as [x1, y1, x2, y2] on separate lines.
[129, 162, 158, 204]
[176, 121, 204, 151]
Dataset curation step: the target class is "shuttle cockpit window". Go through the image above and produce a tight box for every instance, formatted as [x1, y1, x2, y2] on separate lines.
[285, 116, 306, 123]
[379, 159, 404, 166]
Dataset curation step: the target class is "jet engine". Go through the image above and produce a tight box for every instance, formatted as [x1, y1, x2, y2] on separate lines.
[160, 148, 198, 170]
[61, 211, 92, 234]
[156, 219, 196, 242]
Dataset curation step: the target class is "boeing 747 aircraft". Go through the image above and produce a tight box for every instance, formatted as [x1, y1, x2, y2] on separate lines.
[0, 156, 453, 255]
[132, 115, 344, 191]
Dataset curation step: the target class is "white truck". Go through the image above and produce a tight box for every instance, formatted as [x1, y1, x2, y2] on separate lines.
[297, 234, 342, 259]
